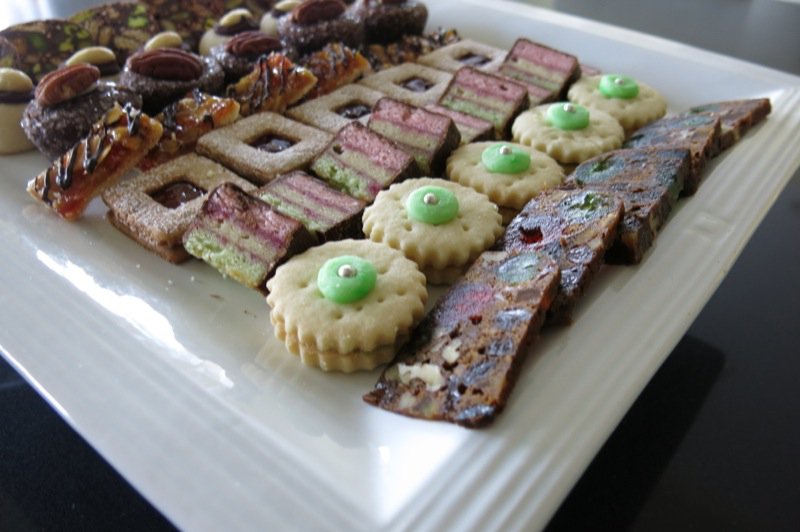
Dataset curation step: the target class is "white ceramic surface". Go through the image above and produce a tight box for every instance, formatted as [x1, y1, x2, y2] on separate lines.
[2, 1, 799, 530]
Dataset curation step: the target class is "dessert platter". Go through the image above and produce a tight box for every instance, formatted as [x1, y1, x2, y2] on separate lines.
[1, 0, 799, 529]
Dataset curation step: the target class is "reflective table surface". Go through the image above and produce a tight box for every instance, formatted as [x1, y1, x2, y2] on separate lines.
[1, 1, 799, 530]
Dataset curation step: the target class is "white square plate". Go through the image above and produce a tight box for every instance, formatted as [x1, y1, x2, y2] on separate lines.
[2, 1, 799, 530]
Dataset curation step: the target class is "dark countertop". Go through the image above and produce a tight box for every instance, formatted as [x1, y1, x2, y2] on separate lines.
[2, 1, 799, 530]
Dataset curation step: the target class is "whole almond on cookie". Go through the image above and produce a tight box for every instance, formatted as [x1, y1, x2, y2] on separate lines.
[225, 31, 282, 57]
[128, 49, 203, 81]
[34, 64, 100, 107]
[292, 0, 346, 25]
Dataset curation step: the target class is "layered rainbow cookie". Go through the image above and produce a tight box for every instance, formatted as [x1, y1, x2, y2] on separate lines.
[437, 67, 529, 139]
[182, 182, 315, 293]
[254, 171, 365, 242]
[497, 38, 581, 104]
[367, 98, 461, 176]
[424, 103, 494, 145]
[310, 121, 420, 202]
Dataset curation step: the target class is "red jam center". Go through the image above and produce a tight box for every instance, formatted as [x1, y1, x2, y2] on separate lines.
[150, 180, 206, 209]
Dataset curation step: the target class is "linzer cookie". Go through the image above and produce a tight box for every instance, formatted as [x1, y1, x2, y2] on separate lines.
[102, 153, 253, 263]
[0, 68, 35, 155]
[566, 148, 691, 263]
[688, 98, 771, 151]
[438, 67, 529, 139]
[140, 0, 226, 51]
[22, 64, 142, 160]
[183, 182, 315, 293]
[278, 0, 364, 54]
[501, 188, 624, 324]
[310, 121, 419, 202]
[446, 141, 564, 223]
[199, 8, 260, 56]
[497, 38, 580, 105]
[266, 239, 428, 372]
[120, 48, 224, 114]
[0, 20, 94, 83]
[197, 111, 331, 184]
[69, 2, 160, 65]
[226, 53, 318, 116]
[362, 178, 503, 284]
[364, 27, 460, 71]
[286, 83, 385, 133]
[254, 171, 365, 241]
[623, 111, 721, 195]
[418, 39, 505, 74]
[367, 98, 460, 176]
[363, 249, 560, 428]
[210, 31, 287, 85]
[356, 0, 428, 44]
[424, 104, 494, 145]
[301, 42, 371, 99]
[567, 74, 667, 132]
[27, 103, 163, 221]
[140, 89, 241, 170]
[512, 102, 625, 165]
[359, 63, 452, 107]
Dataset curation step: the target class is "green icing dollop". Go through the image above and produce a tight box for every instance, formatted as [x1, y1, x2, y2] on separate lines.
[406, 185, 459, 225]
[317, 255, 377, 304]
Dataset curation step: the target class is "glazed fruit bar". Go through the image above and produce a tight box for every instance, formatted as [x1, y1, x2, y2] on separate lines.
[364, 250, 560, 428]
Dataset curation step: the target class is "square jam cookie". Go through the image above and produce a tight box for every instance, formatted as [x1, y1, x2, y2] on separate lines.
[196, 112, 332, 185]
[101, 153, 254, 263]
[359, 63, 452, 107]
[418, 39, 506, 73]
[286, 84, 387, 134]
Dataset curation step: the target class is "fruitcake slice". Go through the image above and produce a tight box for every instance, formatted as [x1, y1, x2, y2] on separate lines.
[364, 250, 560, 428]
[566, 148, 691, 263]
[496, 38, 581, 104]
[367, 98, 460, 176]
[501, 188, 624, 324]
[183, 182, 315, 293]
[27, 102, 163, 221]
[438, 67, 529, 139]
[140, 89, 241, 170]
[623, 111, 721, 195]
[310, 121, 419, 203]
[688, 98, 771, 151]
[69, 2, 160, 65]
[226, 52, 318, 116]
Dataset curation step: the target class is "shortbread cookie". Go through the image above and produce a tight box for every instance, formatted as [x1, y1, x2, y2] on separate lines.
[446, 141, 564, 222]
[254, 170, 365, 242]
[418, 39, 505, 73]
[359, 62, 451, 107]
[424, 103, 494, 145]
[183, 182, 315, 293]
[286, 83, 386, 133]
[310, 121, 419, 202]
[0, 68, 35, 155]
[438, 67, 529, 139]
[197, 111, 331, 184]
[102, 153, 254, 262]
[368, 98, 461, 176]
[363, 249, 560, 428]
[512, 102, 625, 165]
[28, 103, 163, 221]
[623, 111, 721, 195]
[688, 98, 771, 151]
[266, 239, 428, 372]
[567, 74, 667, 133]
[497, 38, 581, 104]
[566, 148, 691, 263]
[362, 177, 503, 284]
[501, 188, 624, 324]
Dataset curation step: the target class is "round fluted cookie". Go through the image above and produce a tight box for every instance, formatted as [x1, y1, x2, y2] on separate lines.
[362, 177, 503, 284]
[266, 239, 427, 372]
[512, 102, 625, 165]
[446, 141, 564, 214]
[567, 74, 667, 132]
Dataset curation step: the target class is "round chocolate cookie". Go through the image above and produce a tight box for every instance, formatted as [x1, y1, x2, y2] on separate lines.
[278, 0, 364, 54]
[356, 0, 427, 44]
[21, 69, 142, 159]
[209, 31, 294, 84]
[119, 48, 224, 114]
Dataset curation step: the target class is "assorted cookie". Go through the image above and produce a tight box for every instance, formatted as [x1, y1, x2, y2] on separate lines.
[688, 98, 771, 151]
[0, 68, 35, 155]
[226, 53, 318, 116]
[266, 238, 428, 372]
[287, 83, 385, 133]
[497, 38, 581, 105]
[69, 2, 160, 65]
[359, 62, 452, 107]
[356, 0, 428, 45]
[198, 8, 260, 56]
[278, 0, 364, 55]
[418, 38, 505, 73]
